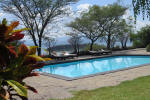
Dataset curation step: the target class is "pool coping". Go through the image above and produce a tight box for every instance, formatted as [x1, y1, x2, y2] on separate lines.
[37, 54, 150, 81]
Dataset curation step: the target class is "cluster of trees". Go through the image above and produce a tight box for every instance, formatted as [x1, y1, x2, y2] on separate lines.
[67, 3, 134, 50]
[0, 0, 149, 55]
[131, 25, 150, 48]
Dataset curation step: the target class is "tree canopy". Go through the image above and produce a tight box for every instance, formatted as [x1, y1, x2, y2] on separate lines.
[116, 18, 134, 49]
[68, 12, 103, 50]
[68, 3, 127, 50]
[0, 0, 78, 55]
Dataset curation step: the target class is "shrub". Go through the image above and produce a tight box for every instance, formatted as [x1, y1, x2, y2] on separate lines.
[146, 44, 150, 52]
[127, 46, 136, 50]
[78, 51, 90, 56]
[83, 44, 106, 51]
[130, 26, 150, 48]
[132, 40, 143, 48]
[112, 46, 121, 51]
[0, 19, 49, 100]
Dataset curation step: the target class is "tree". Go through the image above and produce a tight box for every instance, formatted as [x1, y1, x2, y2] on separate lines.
[67, 31, 82, 54]
[100, 3, 127, 49]
[68, 4, 127, 50]
[44, 37, 56, 55]
[117, 18, 134, 49]
[132, 0, 150, 19]
[0, 0, 78, 55]
[68, 5, 108, 51]
[131, 25, 150, 48]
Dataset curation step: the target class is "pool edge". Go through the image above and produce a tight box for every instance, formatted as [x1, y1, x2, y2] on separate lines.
[37, 54, 150, 81]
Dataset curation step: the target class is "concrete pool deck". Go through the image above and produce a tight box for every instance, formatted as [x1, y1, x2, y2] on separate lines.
[25, 48, 150, 100]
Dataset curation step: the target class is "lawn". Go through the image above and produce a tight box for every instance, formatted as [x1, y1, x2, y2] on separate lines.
[51, 75, 150, 100]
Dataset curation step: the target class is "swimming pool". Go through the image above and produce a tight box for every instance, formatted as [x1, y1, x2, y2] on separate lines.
[37, 55, 150, 79]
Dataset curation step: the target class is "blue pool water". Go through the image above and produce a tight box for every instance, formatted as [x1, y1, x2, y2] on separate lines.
[37, 56, 150, 78]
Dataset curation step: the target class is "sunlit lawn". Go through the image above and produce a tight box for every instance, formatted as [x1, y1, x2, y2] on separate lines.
[50, 75, 150, 100]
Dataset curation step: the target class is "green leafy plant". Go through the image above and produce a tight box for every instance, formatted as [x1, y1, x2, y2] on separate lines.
[130, 25, 150, 48]
[146, 44, 150, 52]
[0, 19, 50, 100]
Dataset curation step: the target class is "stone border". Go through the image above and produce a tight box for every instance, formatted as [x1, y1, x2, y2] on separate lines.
[37, 54, 150, 81]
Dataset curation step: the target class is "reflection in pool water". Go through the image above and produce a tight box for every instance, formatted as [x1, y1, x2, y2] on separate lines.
[37, 56, 150, 78]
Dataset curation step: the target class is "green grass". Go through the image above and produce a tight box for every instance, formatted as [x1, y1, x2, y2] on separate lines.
[50, 75, 150, 100]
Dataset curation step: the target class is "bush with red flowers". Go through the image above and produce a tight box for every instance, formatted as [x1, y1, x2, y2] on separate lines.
[0, 19, 49, 100]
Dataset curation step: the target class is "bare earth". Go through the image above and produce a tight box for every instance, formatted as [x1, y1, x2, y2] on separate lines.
[24, 48, 150, 100]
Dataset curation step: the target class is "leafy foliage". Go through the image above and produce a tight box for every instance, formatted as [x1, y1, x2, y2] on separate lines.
[117, 18, 134, 49]
[6, 80, 27, 97]
[132, 0, 150, 20]
[0, 19, 49, 100]
[68, 3, 127, 50]
[146, 44, 150, 52]
[130, 25, 150, 48]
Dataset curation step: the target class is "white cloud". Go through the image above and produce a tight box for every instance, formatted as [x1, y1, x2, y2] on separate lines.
[0, 12, 3, 16]
[77, 3, 91, 14]
[0, 12, 6, 18]
[123, 9, 131, 19]
[135, 20, 150, 31]
[104, 4, 108, 7]
[77, 3, 91, 10]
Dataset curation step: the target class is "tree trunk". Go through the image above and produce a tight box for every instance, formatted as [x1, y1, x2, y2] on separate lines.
[74, 45, 77, 54]
[72, 44, 77, 54]
[38, 38, 42, 56]
[121, 41, 124, 49]
[107, 34, 111, 50]
[48, 48, 51, 56]
[77, 44, 80, 55]
[124, 38, 128, 49]
[37, 48, 41, 56]
[90, 41, 94, 51]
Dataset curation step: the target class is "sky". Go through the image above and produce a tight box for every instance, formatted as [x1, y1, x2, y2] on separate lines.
[73, 0, 129, 6]
[0, 0, 150, 45]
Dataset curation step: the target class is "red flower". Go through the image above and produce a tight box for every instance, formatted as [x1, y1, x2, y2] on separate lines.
[6, 32, 24, 42]
[19, 44, 28, 56]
